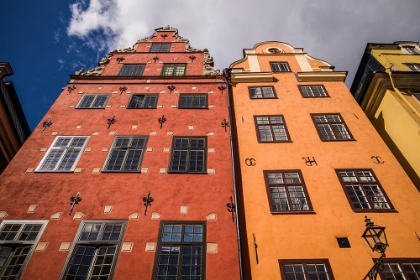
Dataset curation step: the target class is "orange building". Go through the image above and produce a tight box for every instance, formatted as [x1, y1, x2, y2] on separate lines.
[228, 42, 420, 279]
[0, 26, 240, 279]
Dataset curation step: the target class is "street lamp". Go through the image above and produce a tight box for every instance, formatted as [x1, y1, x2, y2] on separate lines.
[362, 216, 389, 280]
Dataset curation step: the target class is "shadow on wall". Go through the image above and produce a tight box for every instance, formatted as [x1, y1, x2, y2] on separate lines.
[372, 111, 420, 192]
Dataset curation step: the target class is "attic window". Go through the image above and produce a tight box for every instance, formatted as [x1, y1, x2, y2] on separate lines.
[402, 46, 420, 54]
[268, 48, 281, 53]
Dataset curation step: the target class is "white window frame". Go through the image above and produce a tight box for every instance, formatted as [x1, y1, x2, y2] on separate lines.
[402, 46, 420, 54]
[76, 94, 110, 109]
[35, 136, 89, 172]
[0, 220, 48, 280]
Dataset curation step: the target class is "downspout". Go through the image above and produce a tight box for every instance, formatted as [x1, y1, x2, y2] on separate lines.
[223, 68, 244, 280]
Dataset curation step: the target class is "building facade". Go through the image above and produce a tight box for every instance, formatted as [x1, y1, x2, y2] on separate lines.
[350, 41, 420, 191]
[0, 62, 31, 174]
[0, 26, 240, 279]
[228, 42, 420, 279]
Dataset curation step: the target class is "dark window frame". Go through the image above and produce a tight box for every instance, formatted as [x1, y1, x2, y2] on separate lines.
[404, 63, 420, 71]
[378, 258, 420, 279]
[254, 115, 292, 143]
[298, 85, 330, 98]
[127, 94, 159, 109]
[263, 170, 314, 214]
[248, 86, 278, 99]
[0, 220, 48, 280]
[178, 94, 208, 109]
[76, 94, 110, 109]
[59, 220, 127, 280]
[168, 136, 207, 173]
[150, 43, 171, 52]
[152, 221, 206, 280]
[310, 113, 355, 141]
[161, 64, 186, 77]
[279, 259, 335, 280]
[268, 48, 281, 53]
[270, 61, 291, 72]
[102, 136, 148, 172]
[118, 64, 145, 76]
[335, 169, 396, 213]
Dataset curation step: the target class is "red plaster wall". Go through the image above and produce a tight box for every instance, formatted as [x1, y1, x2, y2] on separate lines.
[0, 29, 240, 280]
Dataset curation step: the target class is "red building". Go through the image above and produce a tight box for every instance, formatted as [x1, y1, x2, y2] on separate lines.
[0, 26, 240, 280]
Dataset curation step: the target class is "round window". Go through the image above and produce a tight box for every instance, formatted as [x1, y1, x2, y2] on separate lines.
[268, 48, 281, 53]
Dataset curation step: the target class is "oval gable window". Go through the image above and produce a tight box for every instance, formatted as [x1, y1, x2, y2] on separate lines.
[268, 48, 281, 53]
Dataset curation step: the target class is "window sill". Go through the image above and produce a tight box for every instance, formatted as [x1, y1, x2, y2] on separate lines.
[34, 170, 76, 173]
[250, 97, 279, 100]
[177, 107, 209, 109]
[271, 211, 316, 215]
[126, 107, 157, 109]
[351, 209, 398, 213]
[258, 140, 293, 143]
[319, 139, 356, 142]
[167, 171, 208, 174]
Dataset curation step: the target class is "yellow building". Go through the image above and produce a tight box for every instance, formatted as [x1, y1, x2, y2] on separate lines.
[228, 42, 420, 279]
[350, 42, 420, 191]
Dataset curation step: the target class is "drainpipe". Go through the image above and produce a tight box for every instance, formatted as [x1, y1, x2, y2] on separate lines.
[223, 67, 244, 280]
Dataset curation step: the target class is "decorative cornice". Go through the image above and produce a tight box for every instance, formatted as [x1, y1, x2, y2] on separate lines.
[295, 71, 347, 82]
[231, 72, 274, 83]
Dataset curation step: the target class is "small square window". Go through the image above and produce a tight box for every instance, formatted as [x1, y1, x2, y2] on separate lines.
[36, 136, 89, 172]
[336, 169, 395, 212]
[168, 137, 207, 173]
[178, 94, 208, 108]
[119, 64, 145, 76]
[162, 64, 186, 76]
[279, 259, 335, 280]
[103, 136, 148, 172]
[336, 237, 351, 248]
[298, 85, 329, 97]
[270, 62, 291, 72]
[150, 43, 171, 52]
[264, 170, 313, 213]
[254, 115, 291, 142]
[76, 94, 109, 108]
[405, 63, 420, 71]
[127, 94, 158, 108]
[311, 113, 354, 141]
[249, 86, 277, 99]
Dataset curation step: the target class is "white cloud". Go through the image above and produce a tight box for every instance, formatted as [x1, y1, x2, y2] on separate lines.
[67, 0, 420, 86]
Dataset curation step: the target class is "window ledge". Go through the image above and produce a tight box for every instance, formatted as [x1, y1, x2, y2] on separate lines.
[271, 211, 316, 215]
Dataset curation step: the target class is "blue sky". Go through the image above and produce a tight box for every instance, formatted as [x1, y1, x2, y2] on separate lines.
[1, 0, 420, 131]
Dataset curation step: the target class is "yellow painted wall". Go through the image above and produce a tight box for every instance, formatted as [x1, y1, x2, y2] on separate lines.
[230, 42, 420, 280]
[372, 49, 420, 71]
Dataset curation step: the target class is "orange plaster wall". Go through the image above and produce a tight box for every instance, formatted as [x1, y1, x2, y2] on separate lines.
[231, 47, 420, 279]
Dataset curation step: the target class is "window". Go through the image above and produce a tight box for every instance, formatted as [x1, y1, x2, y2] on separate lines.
[153, 222, 205, 280]
[268, 48, 281, 53]
[77, 94, 109, 108]
[151, 43, 171, 52]
[0, 221, 47, 279]
[402, 46, 420, 54]
[311, 114, 353, 141]
[270, 62, 291, 72]
[127, 94, 158, 108]
[103, 136, 148, 172]
[336, 169, 394, 211]
[298, 85, 329, 97]
[380, 258, 420, 280]
[162, 64, 186, 76]
[36, 136, 89, 172]
[279, 259, 335, 280]
[249, 86, 276, 99]
[60, 221, 126, 280]
[412, 91, 420, 102]
[118, 64, 145, 76]
[405, 63, 420, 71]
[168, 137, 206, 173]
[254, 115, 291, 142]
[178, 94, 208, 108]
[264, 170, 313, 213]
